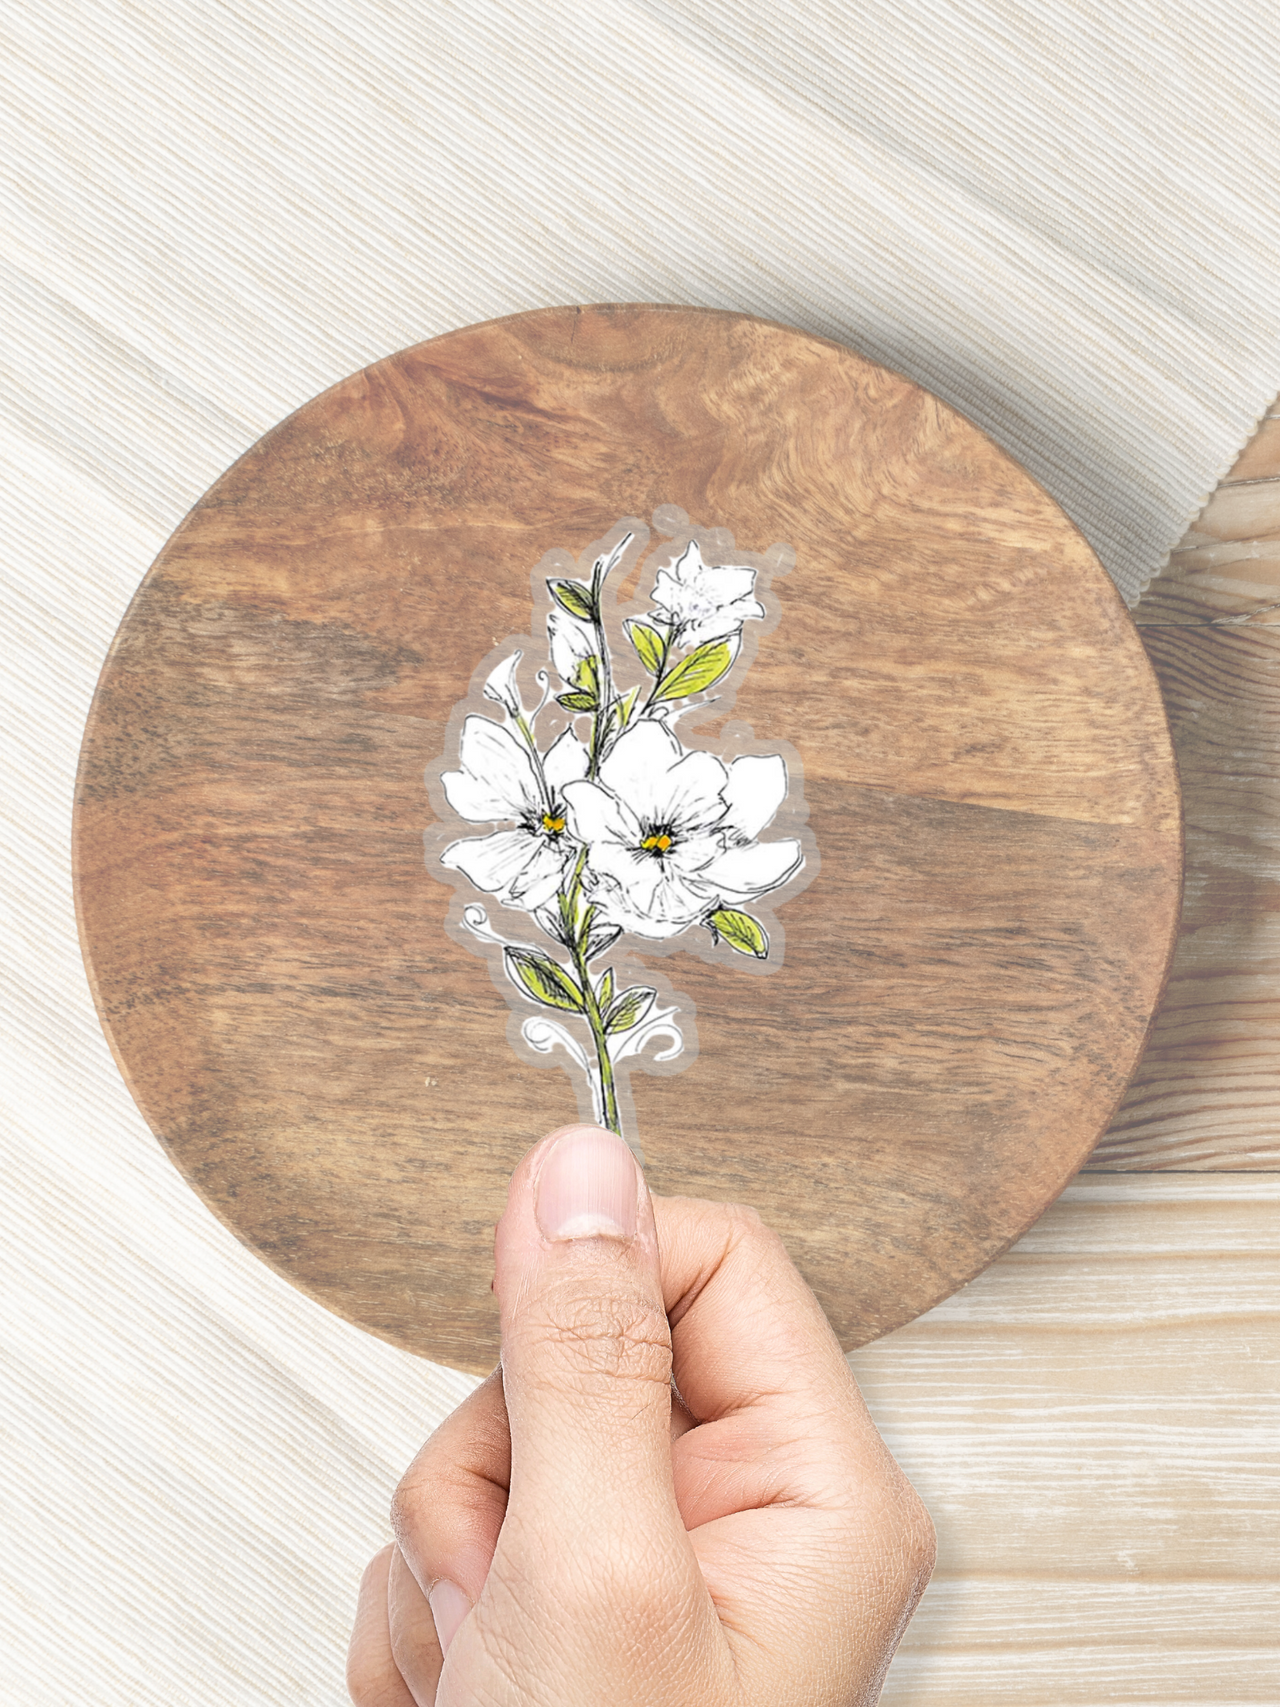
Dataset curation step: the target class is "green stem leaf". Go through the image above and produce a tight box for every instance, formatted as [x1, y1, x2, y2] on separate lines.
[625, 619, 667, 676]
[651, 633, 739, 703]
[605, 986, 657, 1033]
[548, 579, 596, 621]
[706, 908, 769, 958]
[504, 946, 587, 1011]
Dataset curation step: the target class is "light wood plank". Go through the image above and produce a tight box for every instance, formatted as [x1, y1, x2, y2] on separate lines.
[862, 1177, 1280, 1704]
[1134, 395, 1280, 626]
[71, 306, 1181, 1367]
[1093, 624, 1280, 1166]
[1094, 392, 1280, 1167]
[1221, 414, 1280, 485]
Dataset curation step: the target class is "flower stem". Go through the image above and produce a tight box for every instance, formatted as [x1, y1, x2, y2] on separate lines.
[513, 713, 555, 814]
[553, 856, 621, 1134]
[587, 577, 615, 781]
[559, 853, 620, 1136]
[572, 929, 621, 1135]
[586, 533, 634, 779]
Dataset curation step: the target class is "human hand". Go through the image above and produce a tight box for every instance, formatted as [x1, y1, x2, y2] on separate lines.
[348, 1123, 935, 1705]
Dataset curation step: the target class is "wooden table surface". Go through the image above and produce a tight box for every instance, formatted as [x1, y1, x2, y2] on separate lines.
[6, 9, 1280, 1699]
[873, 406, 1280, 1702]
[71, 307, 1183, 1374]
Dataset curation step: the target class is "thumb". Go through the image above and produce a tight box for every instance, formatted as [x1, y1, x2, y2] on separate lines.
[491, 1123, 692, 1576]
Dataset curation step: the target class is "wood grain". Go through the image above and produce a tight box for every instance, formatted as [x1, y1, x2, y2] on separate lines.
[73, 305, 1181, 1371]
[1095, 397, 1280, 1167]
[1130, 397, 1280, 627]
[866, 1175, 1280, 1704]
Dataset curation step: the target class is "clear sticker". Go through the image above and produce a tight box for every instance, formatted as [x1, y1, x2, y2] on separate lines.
[424, 507, 818, 1157]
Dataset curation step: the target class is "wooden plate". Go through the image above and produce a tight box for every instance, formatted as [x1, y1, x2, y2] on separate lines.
[73, 305, 1181, 1373]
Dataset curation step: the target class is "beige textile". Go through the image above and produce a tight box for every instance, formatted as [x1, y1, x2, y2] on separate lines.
[4, 2, 1280, 1701]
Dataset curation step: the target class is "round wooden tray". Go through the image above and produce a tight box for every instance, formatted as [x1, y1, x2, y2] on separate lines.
[74, 305, 1181, 1373]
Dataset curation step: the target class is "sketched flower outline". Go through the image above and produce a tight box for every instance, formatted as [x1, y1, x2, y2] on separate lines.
[431, 521, 807, 1140]
[562, 722, 801, 940]
[649, 539, 766, 648]
[440, 715, 588, 912]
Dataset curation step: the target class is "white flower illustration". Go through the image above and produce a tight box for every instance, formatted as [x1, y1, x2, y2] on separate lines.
[482, 650, 524, 715]
[440, 717, 587, 912]
[562, 722, 801, 939]
[433, 521, 808, 1143]
[547, 608, 596, 686]
[705, 753, 802, 903]
[649, 539, 766, 648]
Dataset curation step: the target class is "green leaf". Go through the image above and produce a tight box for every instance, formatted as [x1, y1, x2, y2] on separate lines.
[706, 908, 769, 958]
[605, 986, 656, 1034]
[584, 919, 622, 961]
[571, 654, 600, 697]
[556, 691, 596, 712]
[504, 947, 586, 1012]
[626, 620, 667, 676]
[535, 902, 572, 948]
[597, 967, 615, 1012]
[557, 890, 577, 939]
[548, 579, 596, 621]
[600, 685, 637, 743]
[651, 634, 737, 703]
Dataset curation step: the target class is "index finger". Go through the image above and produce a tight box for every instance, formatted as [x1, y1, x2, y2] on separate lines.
[653, 1197, 892, 1488]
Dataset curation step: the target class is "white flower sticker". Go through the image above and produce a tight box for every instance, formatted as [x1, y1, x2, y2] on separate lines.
[562, 723, 801, 939]
[547, 608, 596, 688]
[649, 539, 766, 648]
[440, 718, 588, 912]
[481, 650, 525, 716]
[430, 516, 810, 1142]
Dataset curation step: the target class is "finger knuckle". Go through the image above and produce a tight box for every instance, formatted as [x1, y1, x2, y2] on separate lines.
[390, 1430, 463, 1536]
[388, 1474, 420, 1546]
[345, 1648, 396, 1707]
[870, 1476, 937, 1600]
[723, 1202, 798, 1290]
[902, 1487, 938, 1578]
[573, 1558, 673, 1632]
[721, 1200, 783, 1263]
[532, 1285, 672, 1391]
[391, 1456, 460, 1548]
[390, 1463, 466, 1550]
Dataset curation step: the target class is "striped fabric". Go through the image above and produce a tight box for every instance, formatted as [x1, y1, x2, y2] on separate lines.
[3, 3, 1278, 1700]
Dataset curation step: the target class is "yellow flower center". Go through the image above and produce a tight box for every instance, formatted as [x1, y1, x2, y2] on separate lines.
[542, 813, 566, 835]
[641, 832, 673, 853]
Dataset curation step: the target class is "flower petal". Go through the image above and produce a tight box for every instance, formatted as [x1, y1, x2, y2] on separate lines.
[701, 838, 803, 900]
[595, 721, 683, 824]
[649, 864, 719, 927]
[542, 727, 590, 791]
[723, 754, 788, 841]
[562, 779, 640, 847]
[588, 873, 690, 940]
[443, 717, 540, 822]
[441, 828, 541, 896]
[548, 609, 595, 684]
[442, 827, 573, 913]
[649, 543, 764, 648]
[588, 840, 665, 917]
[681, 606, 763, 648]
[666, 831, 723, 876]
[702, 564, 757, 604]
[508, 842, 575, 911]
[482, 651, 523, 714]
[660, 749, 729, 836]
